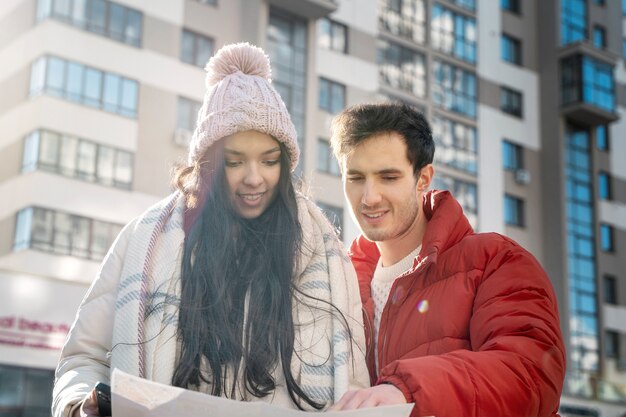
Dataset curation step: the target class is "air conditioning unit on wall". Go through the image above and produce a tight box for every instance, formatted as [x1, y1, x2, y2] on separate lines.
[173, 128, 192, 147]
[514, 169, 531, 185]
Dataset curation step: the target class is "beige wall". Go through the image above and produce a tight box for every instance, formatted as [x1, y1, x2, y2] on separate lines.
[0, 64, 29, 117]
[0, 0, 34, 51]
[0, 139, 23, 184]
[133, 85, 187, 197]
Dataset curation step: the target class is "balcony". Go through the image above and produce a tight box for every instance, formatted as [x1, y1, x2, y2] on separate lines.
[559, 45, 619, 126]
[564, 372, 626, 405]
[267, 0, 337, 19]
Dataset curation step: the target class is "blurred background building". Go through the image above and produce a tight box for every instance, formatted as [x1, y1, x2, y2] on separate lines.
[0, 0, 625, 415]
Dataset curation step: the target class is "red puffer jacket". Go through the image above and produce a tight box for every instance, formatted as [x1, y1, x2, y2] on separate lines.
[350, 190, 565, 417]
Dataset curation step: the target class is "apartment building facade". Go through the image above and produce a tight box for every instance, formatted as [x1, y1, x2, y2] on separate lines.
[0, 0, 624, 415]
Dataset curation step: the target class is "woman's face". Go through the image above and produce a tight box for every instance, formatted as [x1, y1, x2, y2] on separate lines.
[223, 130, 282, 219]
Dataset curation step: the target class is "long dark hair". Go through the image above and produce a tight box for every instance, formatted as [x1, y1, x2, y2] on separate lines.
[171, 141, 325, 409]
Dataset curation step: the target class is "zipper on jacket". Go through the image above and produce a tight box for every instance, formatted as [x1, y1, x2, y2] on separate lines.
[379, 255, 431, 375]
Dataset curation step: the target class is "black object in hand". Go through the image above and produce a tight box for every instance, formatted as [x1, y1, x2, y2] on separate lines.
[95, 382, 112, 417]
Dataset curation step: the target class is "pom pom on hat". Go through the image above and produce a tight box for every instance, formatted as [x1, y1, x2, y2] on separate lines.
[205, 42, 272, 87]
[188, 42, 299, 171]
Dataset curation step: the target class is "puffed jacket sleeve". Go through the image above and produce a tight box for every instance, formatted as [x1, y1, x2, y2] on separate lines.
[52, 219, 137, 417]
[377, 242, 566, 417]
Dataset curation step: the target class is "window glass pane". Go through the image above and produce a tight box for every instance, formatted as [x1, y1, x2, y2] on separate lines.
[97, 146, 115, 185]
[39, 131, 60, 167]
[52, 212, 72, 255]
[108, 3, 125, 41]
[125, 10, 142, 46]
[36, 0, 52, 21]
[103, 73, 121, 112]
[77, 141, 97, 180]
[319, 78, 329, 110]
[114, 151, 133, 186]
[120, 79, 138, 117]
[71, 0, 87, 27]
[31, 209, 53, 251]
[14, 208, 33, 251]
[91, 221, 111, 259]
[0, 366, 23, 406]
[84, 68, 102, 107]
[195, 36, 213, 67]
[318, 18, 331, 49]
[46, 57, 66, 96]
[88, 0, 107, 34]
[181, 30, 195, 64]
[52, 0, 71, 18]
[330, 83, 345, 113]
[22, 131, 41, 173]
[29, 57, 47, 96]
[66, 62, 84, 102]
[23, 369, 53, 408]
[176, 98, 193, 130]
[70, 216, 90, 258]
[59, 136, 78, 177]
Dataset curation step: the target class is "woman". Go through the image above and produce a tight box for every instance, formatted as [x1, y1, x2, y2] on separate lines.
[52, 43, 368, 417]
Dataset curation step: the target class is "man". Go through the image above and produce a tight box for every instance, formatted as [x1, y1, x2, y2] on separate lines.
[330, 102, 565, 417]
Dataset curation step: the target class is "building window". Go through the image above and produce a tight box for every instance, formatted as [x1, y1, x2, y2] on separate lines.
[267, 8, 307, 172]
[501, 0, 520, 13]
[181, 29, 214, 68]
[624, 0, 626, 14]
[378, 39, 426, 97]
[36, 0, 143, 47]
[318, 18, 347, 53]
[317, 202, 343, 238]
[561, 55, 615, 113]
[176, 97, 202, 132]
[623, 38, 626, 59]
[598, 172, 611, 200]
[500, 87, 523, 117]
[0, 365, 54, 417]
[13, 207, 123, 261]
[317, 138, 340, 176]
[451, 0, 475, 11]
[432, 60, 477, 118]
[378, 0, 426, 44]
[605, 331, 619, 358]
[432, 175, 478, 228]
[194, 0, 217, 5]
[600, 224, 614, 252]
[596, 125, 609, 151]
[22, 130, 133, 189]
[431, 4, 477, 64]
[318, 77, 345, 114]
[504, 195, 525, 227]
[502, 140, 523, 171]
[565, 126, 598, 373]
[501, 33, 522, 65]
[432, 115, 477, 175]
[592, 0, 604, 5]
[603, 275, 617, 305]
[561, 0, 587, 45]
[29, 56, 139, 118]
[593, 25, 606, 49]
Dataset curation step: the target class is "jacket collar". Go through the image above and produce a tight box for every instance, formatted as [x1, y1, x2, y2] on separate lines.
[349, 190, 474, 284]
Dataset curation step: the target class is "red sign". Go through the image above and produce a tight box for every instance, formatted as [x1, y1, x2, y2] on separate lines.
[0, 315, 70, 350]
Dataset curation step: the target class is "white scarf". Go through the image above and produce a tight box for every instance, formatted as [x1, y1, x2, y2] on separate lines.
[110, 192, 366, 408]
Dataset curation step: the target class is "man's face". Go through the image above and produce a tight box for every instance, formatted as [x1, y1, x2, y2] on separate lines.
[342, 132, 427, 243]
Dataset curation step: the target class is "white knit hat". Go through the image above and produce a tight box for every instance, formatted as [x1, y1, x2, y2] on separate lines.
[188, 42, 300, 171]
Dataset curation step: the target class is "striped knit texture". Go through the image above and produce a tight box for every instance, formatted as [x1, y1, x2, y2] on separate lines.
[110, 192, 367, 408]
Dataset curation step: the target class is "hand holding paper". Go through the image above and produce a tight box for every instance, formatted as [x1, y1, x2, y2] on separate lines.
[111, 369, 415, 417]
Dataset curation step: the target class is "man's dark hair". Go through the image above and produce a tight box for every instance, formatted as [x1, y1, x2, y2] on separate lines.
[330, 101, 435, 175]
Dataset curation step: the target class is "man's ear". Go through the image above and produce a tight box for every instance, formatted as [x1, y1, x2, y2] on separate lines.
[417, 164, 434, 192]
